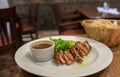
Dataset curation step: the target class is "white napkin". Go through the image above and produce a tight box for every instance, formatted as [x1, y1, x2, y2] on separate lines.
[97, 7, 120, 15]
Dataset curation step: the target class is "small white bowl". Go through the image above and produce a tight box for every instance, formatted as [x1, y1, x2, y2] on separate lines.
[30, 40, 54, 62]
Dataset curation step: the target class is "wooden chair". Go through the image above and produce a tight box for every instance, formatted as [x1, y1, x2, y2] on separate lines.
[0, 7, 23, 70]
[51, 3, 85, 35]
[19, 3, 39, 40]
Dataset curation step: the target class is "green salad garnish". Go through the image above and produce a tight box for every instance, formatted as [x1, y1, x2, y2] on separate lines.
[49, 37, 75, 53]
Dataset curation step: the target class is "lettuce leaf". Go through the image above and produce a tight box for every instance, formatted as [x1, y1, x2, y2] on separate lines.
[49, 37, 75, 53]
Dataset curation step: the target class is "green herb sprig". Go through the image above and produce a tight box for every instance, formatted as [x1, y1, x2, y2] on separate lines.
[49, 37, 75, 53]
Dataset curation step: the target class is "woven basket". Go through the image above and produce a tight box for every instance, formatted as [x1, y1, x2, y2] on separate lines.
[81, 19, 120, 47]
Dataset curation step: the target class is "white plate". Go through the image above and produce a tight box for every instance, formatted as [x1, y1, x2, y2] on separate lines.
[15, 36, 113, 77]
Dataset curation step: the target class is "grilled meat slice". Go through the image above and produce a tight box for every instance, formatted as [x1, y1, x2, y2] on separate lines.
[70, 47, 76, 58]
[59, 52, 66, 64]
[78, 49, 86, 56]
[55, 50, 74, 65]
[76, 47, 86, 57]
[70, 46, 83, 62]
[54, 52, 61, 64]
[63, 53, 73, 65]
[82, 41, 91, 52]
[76, 41, 88, 55]
[59, 50, 64, 57]
[64, 51, 74, 61]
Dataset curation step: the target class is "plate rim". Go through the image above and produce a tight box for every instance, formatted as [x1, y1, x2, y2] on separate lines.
[15, 35, 113, 77]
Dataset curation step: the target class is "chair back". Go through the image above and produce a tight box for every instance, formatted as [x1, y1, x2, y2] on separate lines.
[28, 3, 39, 25]
[51, 3, 85, 35]
[0, 7, 22, 53]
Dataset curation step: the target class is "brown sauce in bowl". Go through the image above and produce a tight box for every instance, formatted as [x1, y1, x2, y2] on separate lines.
[32, 43, 52, 49]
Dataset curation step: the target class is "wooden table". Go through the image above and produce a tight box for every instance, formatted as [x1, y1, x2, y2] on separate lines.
[18, 35, 120, 77]
[79, 7, 120, 19]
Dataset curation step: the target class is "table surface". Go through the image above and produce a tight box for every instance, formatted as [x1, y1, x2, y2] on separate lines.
[18, 35, 120, 77]
[79, 7, 120, 19]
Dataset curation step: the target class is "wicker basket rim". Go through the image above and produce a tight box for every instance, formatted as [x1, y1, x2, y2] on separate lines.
[81, 19, 120, 29]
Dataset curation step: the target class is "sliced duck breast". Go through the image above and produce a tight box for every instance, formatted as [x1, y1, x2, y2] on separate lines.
[64, 51, 74, 61]
[63, 54, 73, 65]
[58, 52, 66, 64]
[82, 41, 91, 52]
[70, 46, 83, 62]
[54, 52, 61, 64]
[76, 41, 88, 55]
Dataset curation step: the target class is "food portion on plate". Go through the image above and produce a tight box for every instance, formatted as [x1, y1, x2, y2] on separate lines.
[49, 37, 91, 65]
